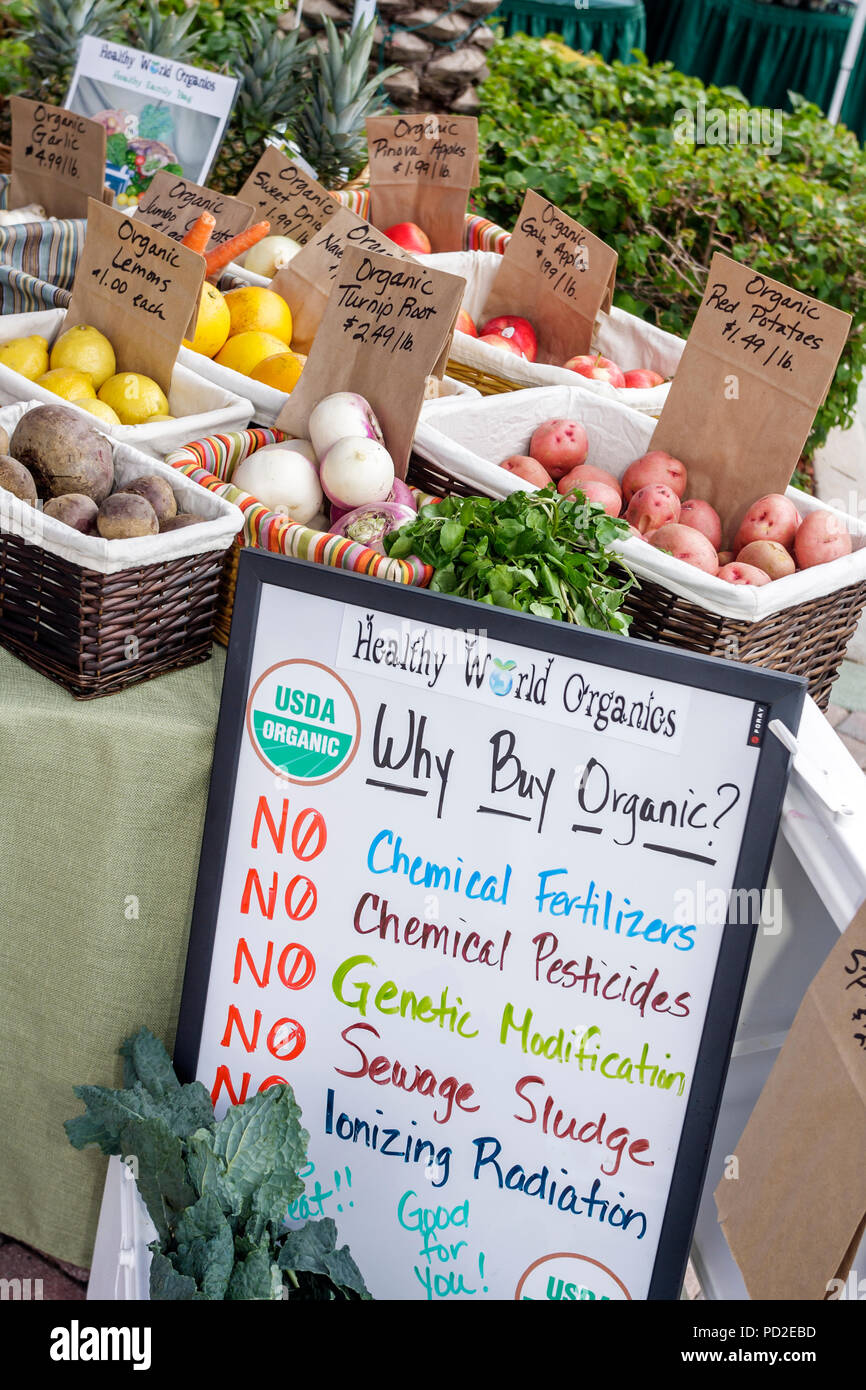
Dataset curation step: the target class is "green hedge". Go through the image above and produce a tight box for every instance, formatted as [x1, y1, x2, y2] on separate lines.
[476, 37, 866, 456]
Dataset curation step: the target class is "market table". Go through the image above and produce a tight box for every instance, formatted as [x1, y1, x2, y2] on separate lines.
[0, 644, 225, 1270]
[644, 0, 865, 140]
[495, 0, 646, 62]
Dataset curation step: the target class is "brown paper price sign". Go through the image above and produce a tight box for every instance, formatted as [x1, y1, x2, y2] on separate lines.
[134, 171, 254, 247]
[10, 96, 106, 220]
[236, 148, 338, 245]
[652, 252, 852, 545]
[481, 189, 617, 363]
[715, 899, 866, 1301]
[65, 199, 206, 397]
[276, 244, 466, 477]
[366, 114, 479, 252]
[269, 205, 417, 355]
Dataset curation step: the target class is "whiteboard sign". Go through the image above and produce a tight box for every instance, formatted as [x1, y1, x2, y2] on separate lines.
[175, 553, 804, 1302]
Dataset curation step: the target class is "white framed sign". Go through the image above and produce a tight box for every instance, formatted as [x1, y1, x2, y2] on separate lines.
[175, 552, 804, 1302]
[64, 35, 237, 207]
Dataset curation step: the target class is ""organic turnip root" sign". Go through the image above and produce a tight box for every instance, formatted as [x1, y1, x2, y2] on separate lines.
[175, 555, 803, 1301]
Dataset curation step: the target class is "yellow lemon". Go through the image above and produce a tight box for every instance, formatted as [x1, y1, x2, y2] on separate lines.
[0, 335, 50, 380]
[182, 282, 231, 359]
[76, 398, 122, 426]
[222, 287, 293, 345]
[98, 373, 169, 426]
[146, 412, 175, 421]
[37, 367, 97, 402]
[214, 331, 289, 377]
[49, 323, 116, 388]
[249, 350, 305, 393]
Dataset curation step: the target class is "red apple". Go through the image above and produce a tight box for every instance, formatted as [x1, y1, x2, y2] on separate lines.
[383, 221, 432, 254]
[562, 353, 626, 389]
[478, 332, 525, 357]
[623, 368, 666, 389]
[480, 315, 537, 362]
[499, 455, 551, 489]
[455, 309, 478, 338]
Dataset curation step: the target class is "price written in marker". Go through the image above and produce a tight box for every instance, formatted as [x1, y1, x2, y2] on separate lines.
[10, 95, 106, 218]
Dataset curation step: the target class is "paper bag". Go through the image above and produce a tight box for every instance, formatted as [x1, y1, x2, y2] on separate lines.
[715, 899, 866, 1300]
[276, 244, 466, 478]
[269, 206, 418, 356]
[480, 189, 617, 364]
[10, 96, 107, 220]
[134, 171, 254, 248]
[236, 147, 338, 245]
[366, 114, 478, 253]
[64, 199, 206, 397]
[652, 253, 852, 547]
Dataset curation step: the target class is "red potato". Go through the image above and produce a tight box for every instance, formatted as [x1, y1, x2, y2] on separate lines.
[650, 523, 719, 574]
[679, 497, 722, 550]
[455, 309, 478, 338]
[734, 494, 801, 552]
[529, 418, 589, 479]
[736, 540, 796, 580]
[478, 332, 525, 357]
[621, 450, 687, 503]
[794, 510, 853, 569]
[480, 315, 537, 362]
[626, 482, 681, 535]
[563, 353, 626, 388]
[500, 455, 551, 488]
[623, 368, 665, 389]
[564, 479, 622, 516]
[718, 562, 772, 586]
[556, 462, 622, 499]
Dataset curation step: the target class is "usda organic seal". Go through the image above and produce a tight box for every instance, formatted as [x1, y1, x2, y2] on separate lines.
[246, 660, 361, 785]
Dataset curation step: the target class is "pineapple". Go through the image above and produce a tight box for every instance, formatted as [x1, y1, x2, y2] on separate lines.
[293, 18, 400, 190]
[20, 0, 125, 108]
[125, 0, 201, 63]
[208, 16, 311, 195]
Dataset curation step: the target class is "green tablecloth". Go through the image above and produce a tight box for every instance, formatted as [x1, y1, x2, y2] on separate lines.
[0, 645, 226, 1268]
[496, 0, 647, 62]
[645, 0, 865, 140]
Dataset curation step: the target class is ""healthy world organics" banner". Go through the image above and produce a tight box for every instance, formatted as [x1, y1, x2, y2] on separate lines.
[174, 554, 803, 1301]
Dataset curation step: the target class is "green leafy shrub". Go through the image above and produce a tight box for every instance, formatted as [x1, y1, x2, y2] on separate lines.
[476, 36, 866, 456]
[66, 1027, 371, 1301]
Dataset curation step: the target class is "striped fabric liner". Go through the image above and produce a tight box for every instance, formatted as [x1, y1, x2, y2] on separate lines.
[0, 173, 85, 313]
[334, 187, 512, 254]
[165, 428, 434, 589]
[0, 176, 86, 286]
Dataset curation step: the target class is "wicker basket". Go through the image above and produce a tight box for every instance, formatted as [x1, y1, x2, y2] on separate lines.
[167, 428, 434, 647]
[0, 534, 223, 697]
[406, 448, 863, 712]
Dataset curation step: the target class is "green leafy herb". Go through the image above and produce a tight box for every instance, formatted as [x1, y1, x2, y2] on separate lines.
[66, 1027, 372, 1302]
[385, 487, 636, 635]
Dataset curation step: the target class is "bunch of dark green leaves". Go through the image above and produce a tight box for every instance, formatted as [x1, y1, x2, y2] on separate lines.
[385, 488, 636, 634]
[66, 1028, 371, 1301]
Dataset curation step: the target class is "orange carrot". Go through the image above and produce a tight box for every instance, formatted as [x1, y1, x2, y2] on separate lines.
[204, 220, 270, 277]
[181, 210, 216, 254]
